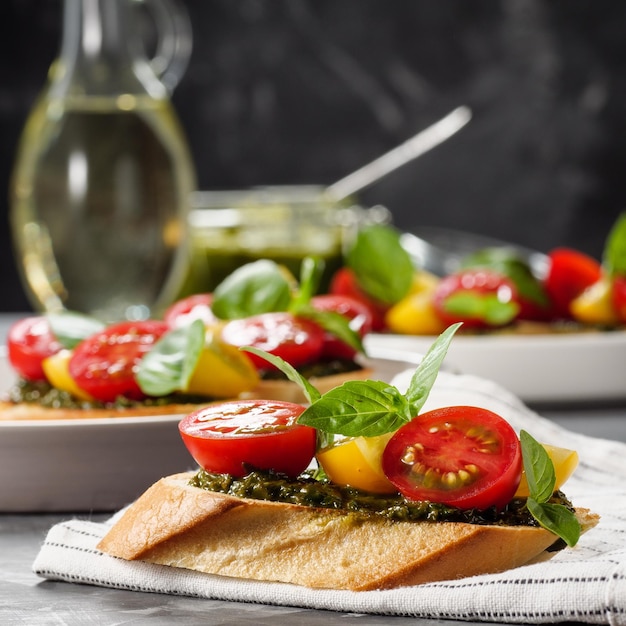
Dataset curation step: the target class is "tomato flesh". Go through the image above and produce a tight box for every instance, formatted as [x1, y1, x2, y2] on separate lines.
[544, 248, 602, 319]
[382, 406, 522, 510]
[164, 293, 217, 328]
[219, 312, 325, 371]
[310, 294, 373, 360]
[69, 320, 169, 402]
[612, 275, 626, 323]
[7, 316, 63, 381]
[179, 399, 316, 478]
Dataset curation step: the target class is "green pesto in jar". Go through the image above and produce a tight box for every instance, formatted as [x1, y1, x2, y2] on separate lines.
[189, 469, 574, 527]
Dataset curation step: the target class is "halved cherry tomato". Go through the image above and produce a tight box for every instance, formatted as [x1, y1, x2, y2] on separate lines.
[329, 267, 390, 332]
[432, 269, 521, 329]
[612, 275, 626, 323]
[310, 294, 373, 360]
[69, 320, 169, 402]
[164, 293, 217, 328]
[42, 350, 94, 401]
[382, 406, 522, 510]
[179, 399, 316, 478]
[543, 248, 602, 319]
[7, 316, 63, 381]
[219, 312, 325, 371]
[514, 444, 578, 498]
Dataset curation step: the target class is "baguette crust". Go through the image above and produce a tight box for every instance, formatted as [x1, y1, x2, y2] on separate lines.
[0, 368, 372, 421]
[97, 472, 598, 591]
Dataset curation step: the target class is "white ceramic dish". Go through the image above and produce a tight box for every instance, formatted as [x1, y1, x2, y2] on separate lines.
[0, 352, 418, 513]
[365, 330, 626, 405]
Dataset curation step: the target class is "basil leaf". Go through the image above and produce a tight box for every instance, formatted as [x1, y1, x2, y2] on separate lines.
[405, 322, 461, 413]
[136, 320, 205, 396]
[240, 346, 321, 404]
[442, 292, 520, 326]
[520, 430, 556, 503]
[603, 212, 626, 276]
[298, 307, 364, 355]
[526, 498, 581, 547]
[346, 224, 414, 304]
[290, 256, 324, 311]
[46, 311, 105, 349]
[297, 380, 413, 437]
[211, 260, 292, 319]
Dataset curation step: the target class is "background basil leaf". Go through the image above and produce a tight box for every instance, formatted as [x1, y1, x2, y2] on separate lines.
[346, 224, 414, 304]
[405, 322, 461, 413]
[603, 212, 626, 276]
[211, 260, 292, 319]
[520, 430, 556, 503]
[297, 379, 413, 437]
[240, 346, 321, 404]
[136, 320, 205, 396]
[47, 311, 105, 349]
[289, 256, 323, 311]
[526, 498, 581, 547]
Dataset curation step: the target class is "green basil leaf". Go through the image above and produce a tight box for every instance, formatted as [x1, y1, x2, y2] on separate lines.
[520, 430, 556, 503]
[462, 248, 549, 306]
[290, 256, 324, 311]
[442, 292, 520, 326]
[211, 260, 292, 319]
[136, 320, 205, 396]
[603, 212, 626, 276]
[346, 224, 414, 304]
[240, 346, 321, 404]
[297, 380, 413, 437]
[46, 311, 106, 349]
[298, 307, 364, 355]
[526, 498, 581, 547]
[405, 322, 461, 413]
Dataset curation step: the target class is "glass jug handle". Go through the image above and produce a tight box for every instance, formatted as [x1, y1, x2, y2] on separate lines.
[138, 0, 193, 94]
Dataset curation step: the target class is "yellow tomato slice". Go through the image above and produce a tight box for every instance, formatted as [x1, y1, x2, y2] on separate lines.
[570, 276, 620, 325]
[316, 433, 397, 494]
[515, 444, 579, 498]
[41, 349, 94, 402]
[185, 332, 260, 398]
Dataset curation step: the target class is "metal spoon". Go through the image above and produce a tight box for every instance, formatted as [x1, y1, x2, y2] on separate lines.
[325, 106, 472, 202]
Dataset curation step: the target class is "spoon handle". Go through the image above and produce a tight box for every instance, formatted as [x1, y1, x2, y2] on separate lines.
[326, 106, 472, 202]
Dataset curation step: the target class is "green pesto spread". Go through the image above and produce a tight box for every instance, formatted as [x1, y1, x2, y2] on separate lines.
[259, 358, 362, 380]
[190, 469, 574, 528]
[4, 378, 209, 410]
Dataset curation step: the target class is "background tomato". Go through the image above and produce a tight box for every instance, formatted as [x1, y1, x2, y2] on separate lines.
[543, 248, 602, 319]
[382, 406, 522, 510]
[179, 399, 316, 478]
[612, 275, 626, 323]
[7, 316, 62, 381]
[69, 320, 169, 402]
[432, 268, 521, 329]
[219, 312, 325, 370]
[310, 294, 373, 360]
[329, 267, 390, 332]
[164, 293, 217, 328]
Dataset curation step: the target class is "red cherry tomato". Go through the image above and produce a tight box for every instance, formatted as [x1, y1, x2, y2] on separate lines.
[432, 268, 521, 329]
[69, 320, 169, 402]
[310, 294, 373, 360]
[164, 293, 217, 328]
[220, 312, 325, 371]
[613, 275, 626, 323]
[329, 267, 389, 332]
[179, 399, 316, 478]
[7, 316, 63, 381]
[543, 248, 602, 319]
[382, 406, 522, 510]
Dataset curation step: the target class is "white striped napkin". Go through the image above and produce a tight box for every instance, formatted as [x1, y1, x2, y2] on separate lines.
[33, 371, 626, 624]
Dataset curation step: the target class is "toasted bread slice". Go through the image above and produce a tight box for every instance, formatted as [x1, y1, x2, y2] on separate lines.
[97, 472, 598, 591]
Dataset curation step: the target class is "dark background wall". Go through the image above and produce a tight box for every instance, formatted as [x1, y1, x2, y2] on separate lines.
[2, 0, 626, 312]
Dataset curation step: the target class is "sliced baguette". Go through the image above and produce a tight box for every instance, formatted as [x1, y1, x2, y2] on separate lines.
[97, 472, 598, 591]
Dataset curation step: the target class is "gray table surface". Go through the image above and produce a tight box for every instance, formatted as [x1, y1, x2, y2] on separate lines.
[1, 312, 624, 625]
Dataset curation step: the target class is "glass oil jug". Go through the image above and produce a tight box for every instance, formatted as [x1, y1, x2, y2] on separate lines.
[10, 0, 197, 322]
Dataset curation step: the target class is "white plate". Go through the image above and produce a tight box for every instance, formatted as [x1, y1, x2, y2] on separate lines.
[0, 352, 417, 513]
[366, 330, 626, 404]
